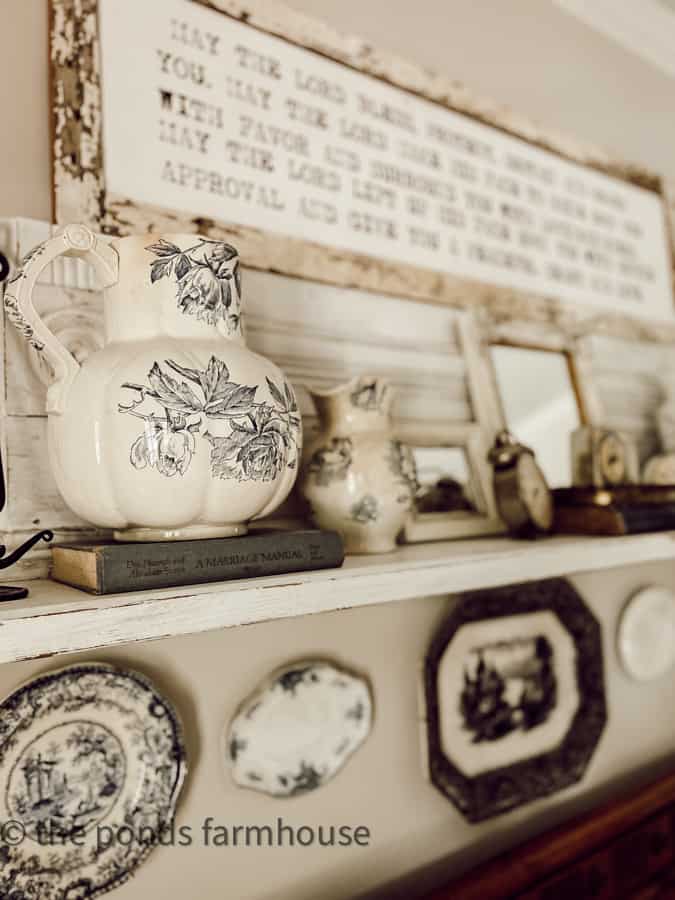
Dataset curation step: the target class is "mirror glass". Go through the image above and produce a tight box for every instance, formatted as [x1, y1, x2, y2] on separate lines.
[408, 446, 478, 514]
[490, 345, 581, 488]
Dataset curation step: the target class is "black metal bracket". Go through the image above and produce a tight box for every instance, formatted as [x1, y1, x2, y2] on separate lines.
[0, 530, 54, 569]
[0, 251, 9, 283]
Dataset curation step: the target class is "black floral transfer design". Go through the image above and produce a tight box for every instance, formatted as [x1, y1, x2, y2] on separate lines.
[350, 494, 379, 524]
[345, 701, 366, 722]
[289, 761, 324, 796]
[388, 440, 416, 508]
[3, 242, 48, 352]
[146, 238, 242, 334]
[306, 437, 353, 486]
[118, 356, 300, 482]
[278, 666, 314, 695]
[350, 377, 388, 412]
[229, 735, 247, 762]
[227, 661, 372, 798]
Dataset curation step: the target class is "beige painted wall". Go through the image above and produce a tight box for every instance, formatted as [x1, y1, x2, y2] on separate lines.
[1, 563, 675, 900]
[3, 2, 675, 898]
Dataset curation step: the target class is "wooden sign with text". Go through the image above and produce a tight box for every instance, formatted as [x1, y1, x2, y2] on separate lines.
[50, 0, 675, 327]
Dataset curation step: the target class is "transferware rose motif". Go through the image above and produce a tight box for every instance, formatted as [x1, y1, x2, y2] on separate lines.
[130, 425, 196, 477]
[119, 357, 300, 483]
[146, 238, 242, 333]
[307, 438, 353, 486]
[350, 377, 387, 411]
[4, 225, 301, 542]
[206, 406, 290, 483]
[301, 376, 412, 553]
[351, 494, 379, 523]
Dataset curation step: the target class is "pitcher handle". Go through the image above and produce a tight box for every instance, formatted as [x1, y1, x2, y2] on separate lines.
[3, 225, 119, 414]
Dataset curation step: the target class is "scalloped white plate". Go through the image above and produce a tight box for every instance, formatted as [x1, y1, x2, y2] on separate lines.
[225, 661, 372, 797]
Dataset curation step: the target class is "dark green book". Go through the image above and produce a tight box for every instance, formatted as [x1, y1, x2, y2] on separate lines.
[51, 530, 344, 594]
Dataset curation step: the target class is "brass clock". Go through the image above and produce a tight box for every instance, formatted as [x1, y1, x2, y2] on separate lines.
[488, 430, 553, 537]
[571, 426, 639, 488]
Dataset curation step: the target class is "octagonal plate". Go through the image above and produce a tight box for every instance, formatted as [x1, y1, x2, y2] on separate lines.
[423, 578, 606, 822]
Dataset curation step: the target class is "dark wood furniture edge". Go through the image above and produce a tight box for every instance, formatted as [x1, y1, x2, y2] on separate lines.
[426, 769, 675, 900]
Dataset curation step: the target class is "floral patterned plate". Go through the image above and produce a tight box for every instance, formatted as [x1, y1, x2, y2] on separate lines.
[226, 661, 372, 797]
[0, 663, 187, 899]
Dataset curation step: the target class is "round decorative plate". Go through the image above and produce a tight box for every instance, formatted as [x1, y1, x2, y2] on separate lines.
[0, 663, 187, 899]
[618, 586, 675, 681]
[226, 661, 372, 797]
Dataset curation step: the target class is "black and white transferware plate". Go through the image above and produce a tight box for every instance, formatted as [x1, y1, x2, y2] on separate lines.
[226, 660, 372, 797]
[0, 663, 187, 899]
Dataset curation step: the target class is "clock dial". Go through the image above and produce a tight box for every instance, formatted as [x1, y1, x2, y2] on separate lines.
[598, 433, 626, 485]
[517, 452, 553, 531]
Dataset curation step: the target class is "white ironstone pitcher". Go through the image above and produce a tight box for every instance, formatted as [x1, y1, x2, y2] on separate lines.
[300, 375, 413, 553]
[5, 225, 301, 541]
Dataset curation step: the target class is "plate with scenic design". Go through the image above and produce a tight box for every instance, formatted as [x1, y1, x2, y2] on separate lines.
[226, 661, 372, 797]
[423, 579, 606, 822]
[0, 663, 187, 899]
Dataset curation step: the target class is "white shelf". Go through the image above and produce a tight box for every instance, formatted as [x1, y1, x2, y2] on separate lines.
[2, 532, 675, 665]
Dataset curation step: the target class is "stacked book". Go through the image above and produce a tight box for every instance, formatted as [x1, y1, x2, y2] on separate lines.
[51, 530, 344, 594]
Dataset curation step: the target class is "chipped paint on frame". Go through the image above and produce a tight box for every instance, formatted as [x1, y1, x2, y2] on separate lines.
[51, 0, 105, 226]
[49, 0, 675, 340]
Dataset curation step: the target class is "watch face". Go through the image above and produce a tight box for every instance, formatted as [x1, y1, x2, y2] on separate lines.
[598, 432, 626, 485]
[517, 453, 553, 530]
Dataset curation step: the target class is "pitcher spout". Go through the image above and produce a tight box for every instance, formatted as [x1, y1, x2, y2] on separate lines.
[308, 375, 393, 430]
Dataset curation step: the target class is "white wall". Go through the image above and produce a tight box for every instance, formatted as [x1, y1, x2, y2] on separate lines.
[2, 2, 675, 898]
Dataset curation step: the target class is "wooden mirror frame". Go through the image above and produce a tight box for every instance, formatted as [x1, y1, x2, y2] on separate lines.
[396, 315, 505, 543]
[396, 423, 503, 542]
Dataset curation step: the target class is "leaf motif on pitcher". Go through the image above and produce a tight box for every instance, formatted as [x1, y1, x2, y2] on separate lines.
[118, 357, 300, 481]
[146, 238, 242, 334]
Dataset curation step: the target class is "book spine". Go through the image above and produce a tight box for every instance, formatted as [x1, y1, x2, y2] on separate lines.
[554, 502, 675, 536]
[553, 505, 625, 536]
[618, 504, 675, 534]
[98, 532, 344, 594]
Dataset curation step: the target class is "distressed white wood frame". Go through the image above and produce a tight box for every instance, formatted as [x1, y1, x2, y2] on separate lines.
[397, 422, 504, 543]
[571, 333, 673, 466]
[460, 307, 675, 482]
[395, 314, 504, 542]
[50, 0, 675, 343]
[480, 313, 599, 428]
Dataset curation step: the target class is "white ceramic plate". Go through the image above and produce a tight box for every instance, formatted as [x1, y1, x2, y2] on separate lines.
[226, 660, 372, 797]
[0, 663, 187, 899]
[618, 586, 675, 680]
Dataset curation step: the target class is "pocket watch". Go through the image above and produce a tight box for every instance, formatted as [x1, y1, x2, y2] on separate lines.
[488, 430, 553, 537]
